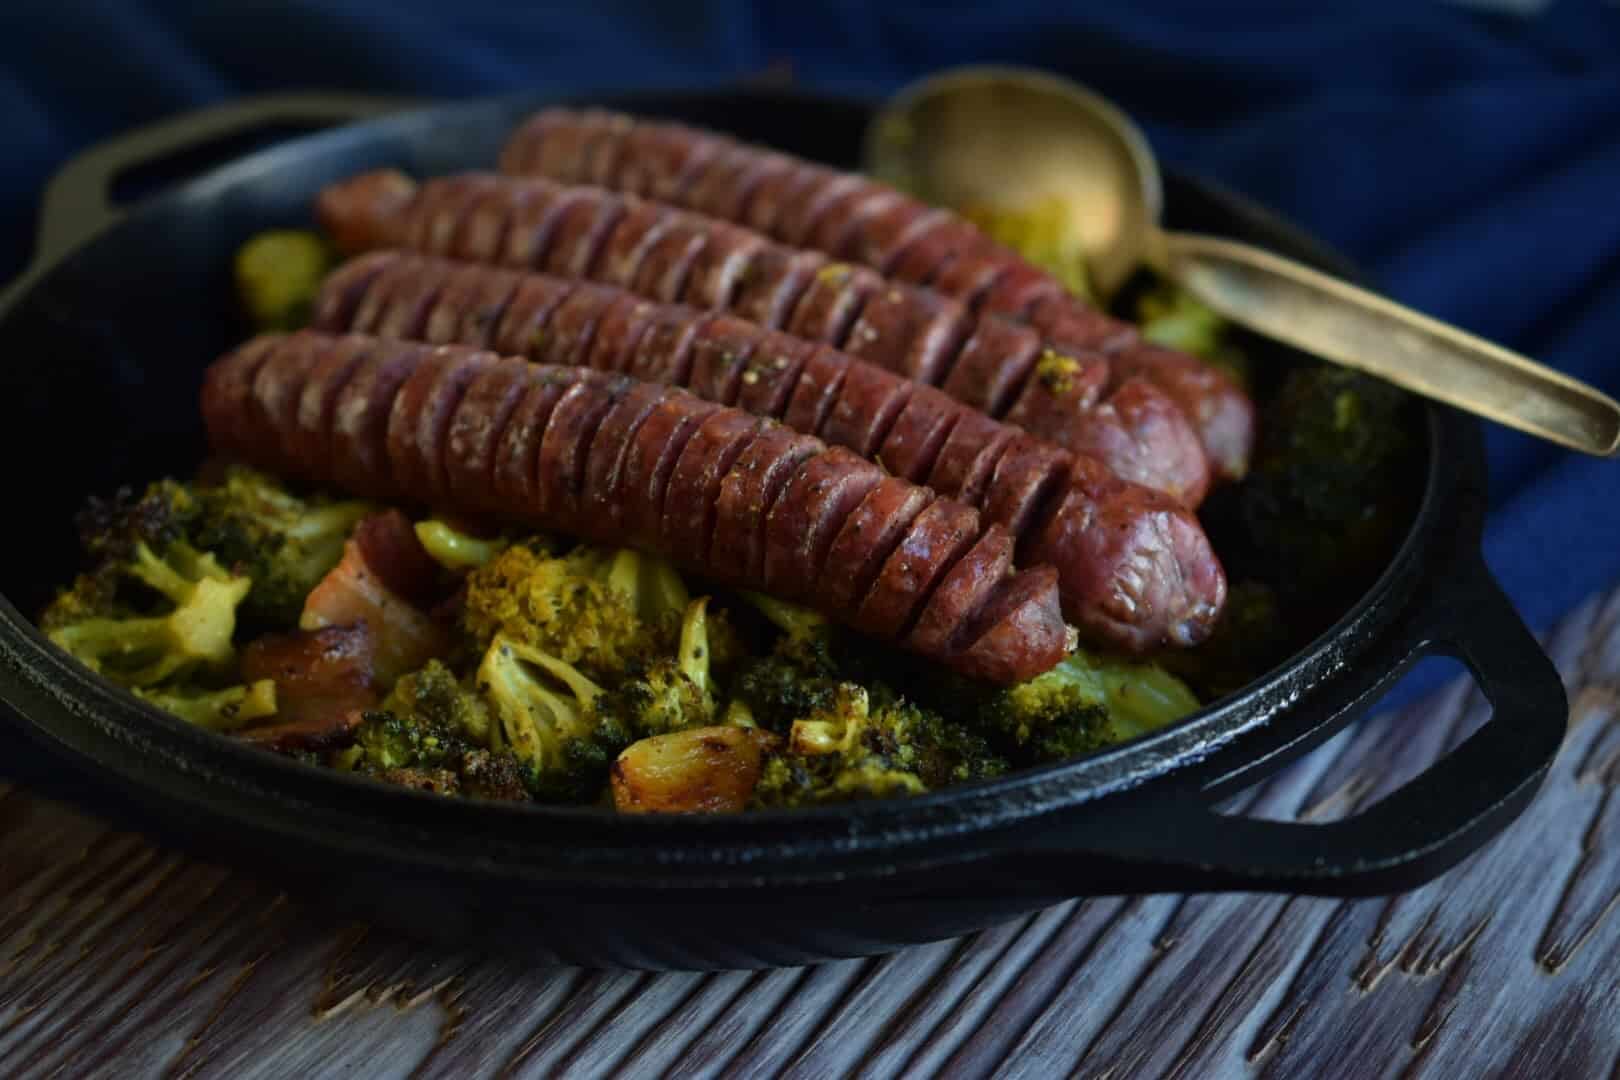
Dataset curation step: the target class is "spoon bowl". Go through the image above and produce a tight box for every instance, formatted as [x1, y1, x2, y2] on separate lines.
[864, 65, 1620, 458]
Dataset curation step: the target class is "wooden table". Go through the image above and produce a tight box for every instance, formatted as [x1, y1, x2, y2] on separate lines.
[2, 585, 1616, 1079]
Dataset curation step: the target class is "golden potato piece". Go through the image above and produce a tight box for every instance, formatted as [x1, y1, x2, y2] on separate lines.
[611, 725, 780, 814]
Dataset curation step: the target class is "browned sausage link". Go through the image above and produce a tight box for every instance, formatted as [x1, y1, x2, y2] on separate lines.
[311, 251, 396, 331]
[202, 331, 1068, 682]
[1001, 352, 1211, 506]
[681, 221, 766, 310]
[530, 281, 618, 367]
[289, 335, 376, 482]
[539, 190, 626, 280]
[496, 111, 1255, 478]
[454, 183, 527, 264]
[629, 216, 709, 303]
[595, 200, 676, 289]
[785, 262, 884, 347]
[501, 185, 592, 268]
[200, 335, 281, 467]
[421, 260, 516, 346]
[488, 274, 578, 358]
[1025, 455, 1227, 650]
[312, 173, 1231, 500]
[1052, 376, 1212, 507]
[587, 293, 662, 376]
[686, 144, 795, 223]
[1105, 341, 1257, 484]
[311, 256, 1229, 648]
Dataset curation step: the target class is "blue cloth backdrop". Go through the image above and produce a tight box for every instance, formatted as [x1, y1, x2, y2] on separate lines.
[2, 1, 1616, 666]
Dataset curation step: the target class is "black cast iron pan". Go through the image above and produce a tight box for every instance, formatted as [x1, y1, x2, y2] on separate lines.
[0, 88, 1569, 969]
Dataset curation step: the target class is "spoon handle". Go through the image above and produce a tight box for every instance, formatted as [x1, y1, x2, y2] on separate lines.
[1163, 231, 1620, 457]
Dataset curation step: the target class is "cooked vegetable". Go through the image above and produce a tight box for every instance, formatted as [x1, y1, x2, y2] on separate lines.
[43, 538, 251, 688]
[976, 651, 1199, 761]
[729, 597, 845, 733]
[190, 466, 373, 627]
[234, 229, 333, 331]
[594, 598, 725, 738]
[751, 683, 1008, 808]
[474, 635, 626, 801]
[414, 519, 510, 571]
[461, 542, 690, 680]
[611, 725, 779, 813]
[346, 660, 530, 800]
[134, 679, 278, 732]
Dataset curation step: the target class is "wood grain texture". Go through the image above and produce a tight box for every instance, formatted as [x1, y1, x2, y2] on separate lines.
[2, 585, 1617, 1080]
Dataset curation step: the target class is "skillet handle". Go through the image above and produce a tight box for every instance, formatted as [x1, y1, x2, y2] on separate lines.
[33, 92, 413, 266]
[1015, 553, 1568, 897]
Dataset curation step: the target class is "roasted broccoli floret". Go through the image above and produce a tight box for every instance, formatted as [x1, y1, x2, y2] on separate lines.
[414, 518, 512, 571]
[354, 660, 489, 772]
[349, 660, 534, 800]
[43, 539, 252, 688]
[461, 542, 691, 679]
[134, 679, 278, 731]
[729, 593, 862, 732]
[595, 598, 726, 738]
[750, 683, 1008, 808]
[975, 650, 1199, 762]
[234, 229, 334, 332]
[1239, 365, 1414, 606]
[188, 466, 373, 627]
[475, 635, 626, 801]
[50, 478, 200, 616]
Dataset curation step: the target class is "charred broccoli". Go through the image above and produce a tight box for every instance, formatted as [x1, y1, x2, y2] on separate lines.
[750, 683, 1008, 808]
[347, 660, 530, 800]
[728, 593, 866, 732]
[460, 542, 691, 679]
[595, 598, 725, 738]
[188, 466, 373, 627]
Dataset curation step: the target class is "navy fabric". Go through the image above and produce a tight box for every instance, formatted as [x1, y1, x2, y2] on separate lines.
[3, 1, 1616, 648]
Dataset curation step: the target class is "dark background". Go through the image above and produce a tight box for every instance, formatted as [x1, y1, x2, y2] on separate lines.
[3, 0, 1617, 640]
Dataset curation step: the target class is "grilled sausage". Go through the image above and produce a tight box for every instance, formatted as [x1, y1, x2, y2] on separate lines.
[313, 253, 1228, 648]
[315, 171, 1211, 504]
[497, 109, 1254, 479]
[201, 331, 1070, 683]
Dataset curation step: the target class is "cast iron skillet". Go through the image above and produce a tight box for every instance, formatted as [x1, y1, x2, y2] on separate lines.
[0, 89, 1568, 969]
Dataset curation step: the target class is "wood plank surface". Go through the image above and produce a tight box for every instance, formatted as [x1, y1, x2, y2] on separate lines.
[2, 585, 1617, 1079]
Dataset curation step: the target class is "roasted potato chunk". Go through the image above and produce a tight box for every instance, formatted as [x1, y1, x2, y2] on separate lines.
[610, 726, 780, 814]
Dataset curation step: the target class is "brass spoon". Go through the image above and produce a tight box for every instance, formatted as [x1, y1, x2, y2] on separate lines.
[863, 65, 1620, 457]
